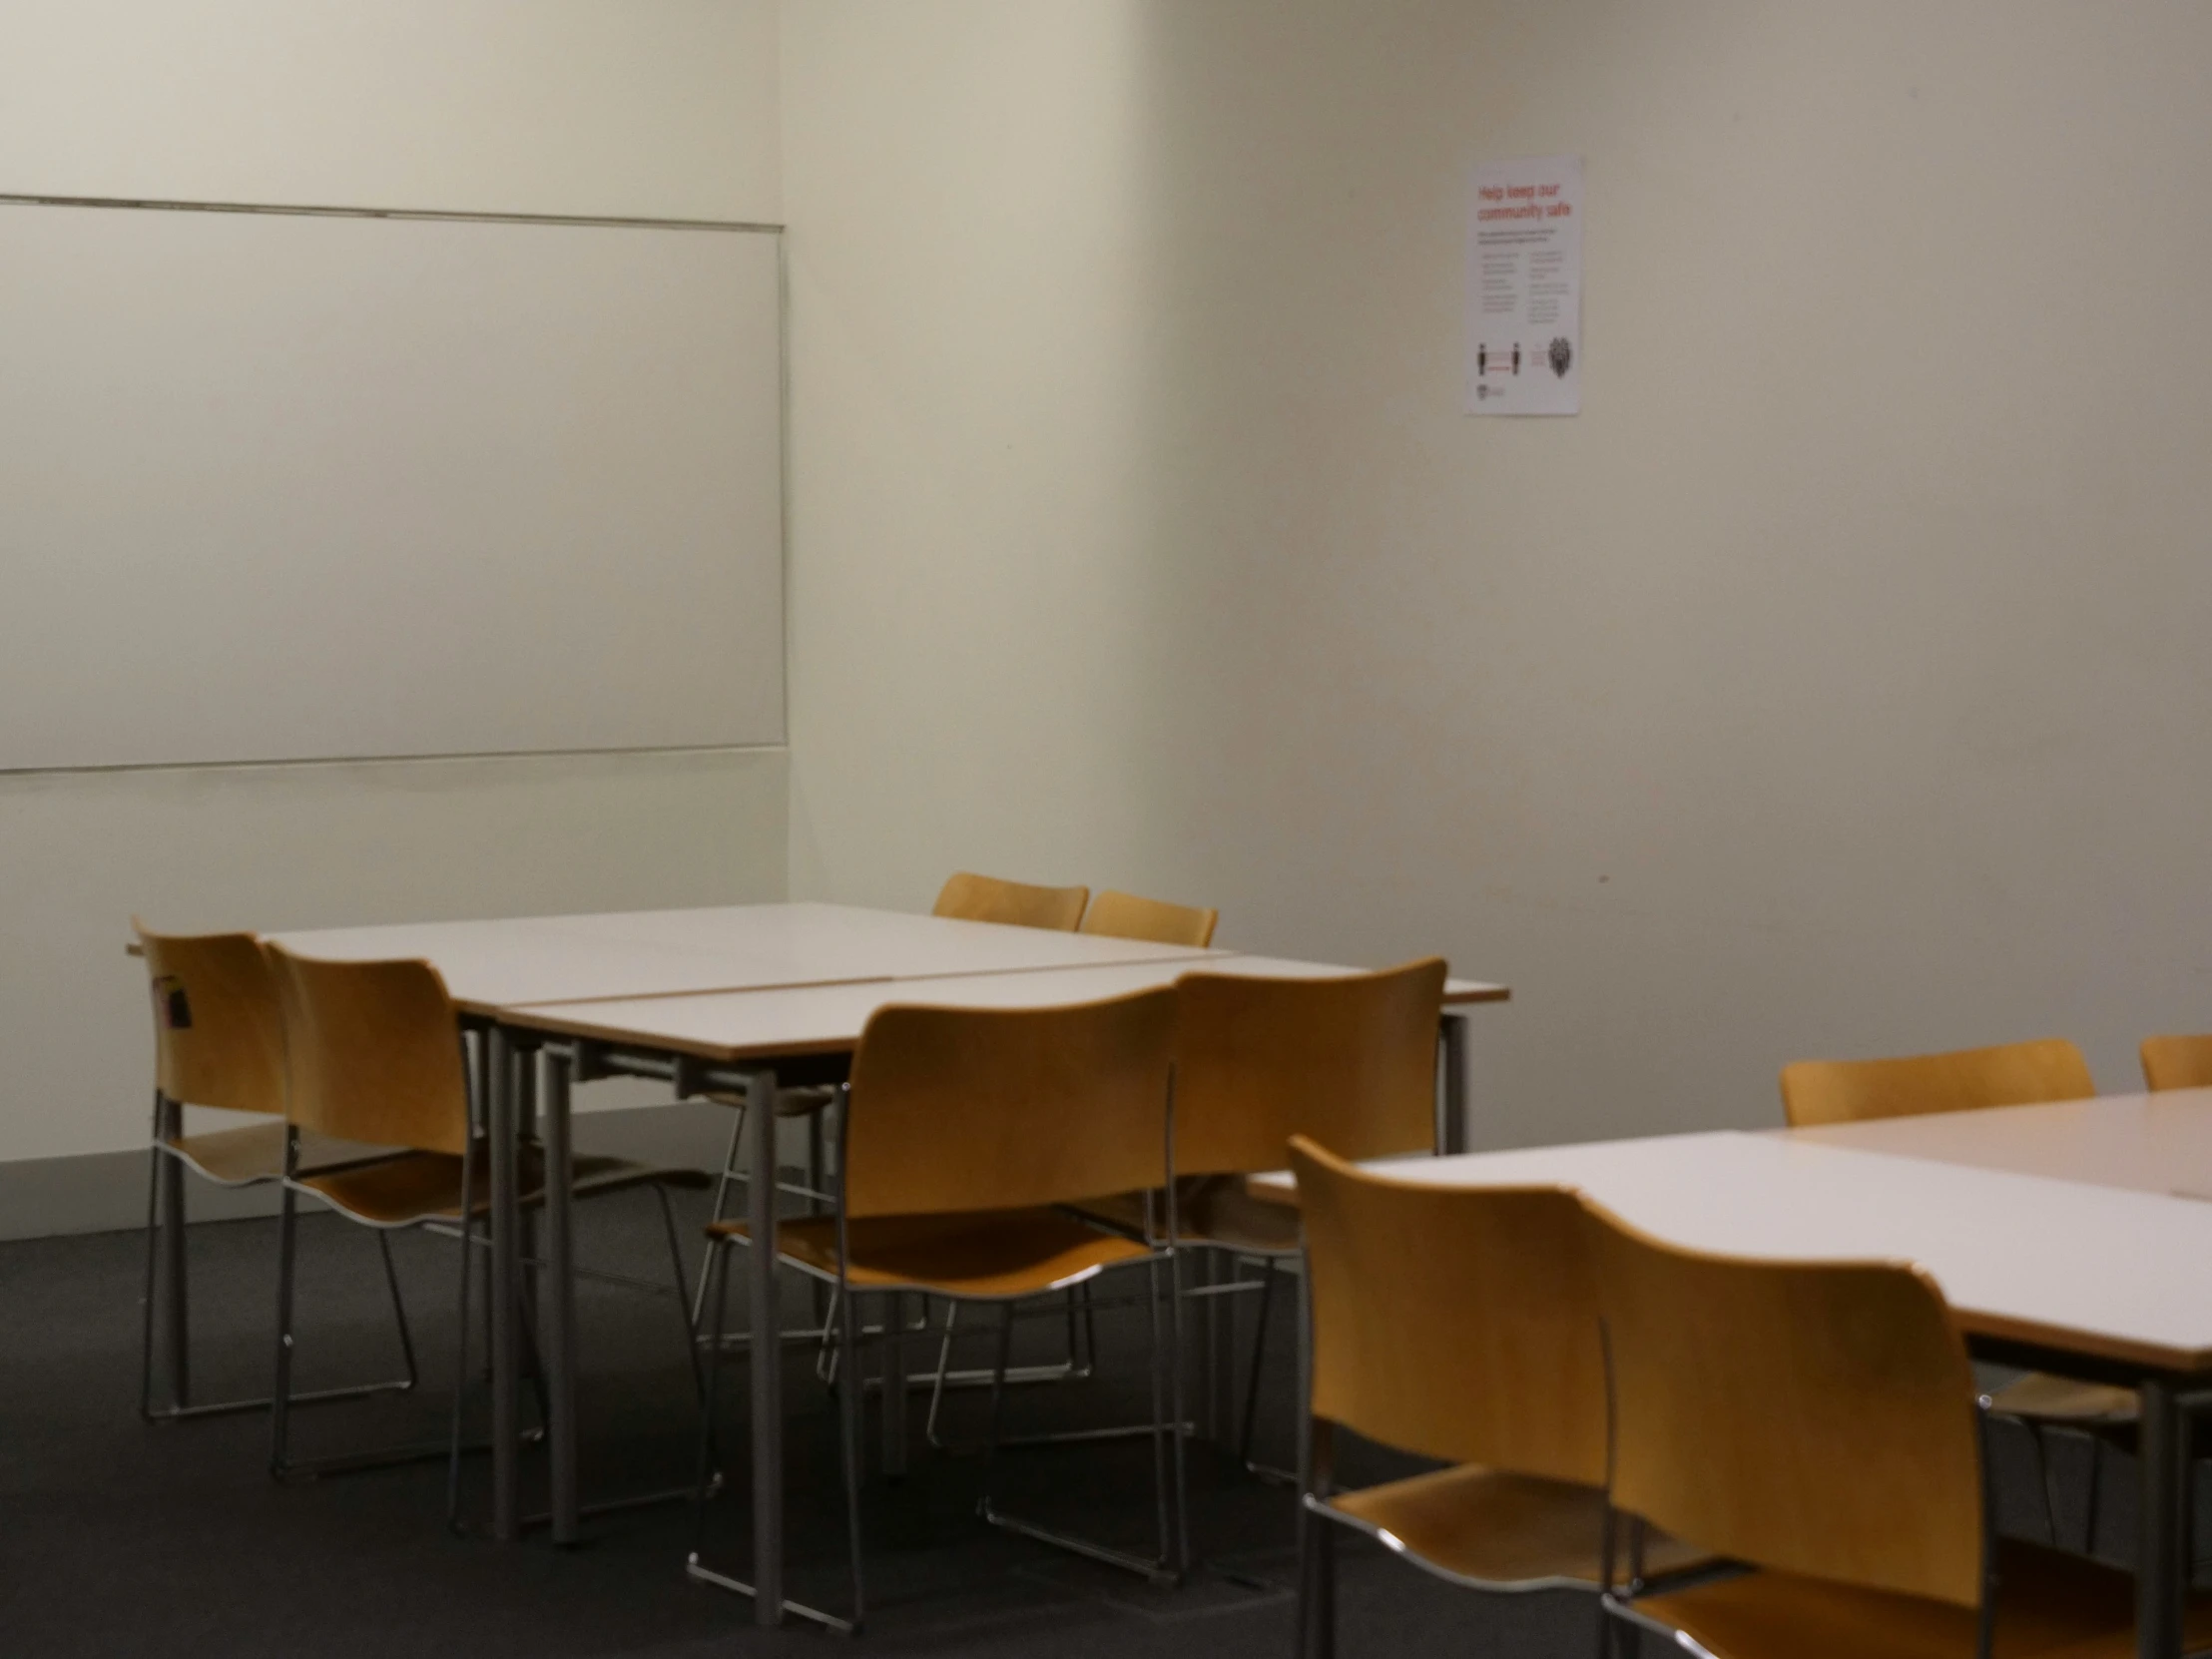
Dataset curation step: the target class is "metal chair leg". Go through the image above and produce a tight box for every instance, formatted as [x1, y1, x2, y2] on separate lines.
[1149, 1253, 1180, 1579]
[655, 1185, 708, 1406]
[138, 1125, 164, 1421]
[685, 1238, 848, 1632]
[1297, 1503, 1337, 1659]
[2023, 1420, 2062, 1548]
[688, 1240, 733, 1567]
[1165, 1251, 1192, 1578]
[270, 1183, 300, 1478]
[1238, 1258, 1278, 1468]
[375, 1232, 420, 1392]
[839, 1269, 869, 1631]
[1299, 1417, 1338, 1659]
[2081, 1428, 2105, 1556]
[692, 1107, 747, 1329]
[975, 1302, 1017, 1515]
[976, 1270, 1184, 1584]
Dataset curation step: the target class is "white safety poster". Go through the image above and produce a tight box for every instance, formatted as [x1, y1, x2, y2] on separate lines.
[1467, 155, 1582, 415]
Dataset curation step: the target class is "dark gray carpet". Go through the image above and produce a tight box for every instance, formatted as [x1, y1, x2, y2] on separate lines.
[0, 1182, 2171, 1657]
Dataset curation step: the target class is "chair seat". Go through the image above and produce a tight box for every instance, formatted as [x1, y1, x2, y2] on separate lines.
[711, 1209, 1153, 1299]
[1627, 1537, 2212, 1659]
[163, 1121, 398, 1186]
[301, 1146, 708, 1228]
[1987, 1372, 2138, 1425]
[1070, 1176, 1302, 1254]
[1325, 1465, 1706, 1590]
[703, 1085, 838, 1118]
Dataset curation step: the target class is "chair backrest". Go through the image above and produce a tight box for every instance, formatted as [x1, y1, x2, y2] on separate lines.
[1779, 1038, 2092, 1128]
[1079, 890, 1219, 948]
[134, 919, 285, 1116]
[931, 871, 1089, 931]
[1292, 1137, 1606, 1485]
[841, 988, 1177, 1219]
[1173, 959, 1445, 1177]
[266, 945, 470, 1156]
[1582, 1198, 1986, 1608]
[2141, 1035, 2212, 1093]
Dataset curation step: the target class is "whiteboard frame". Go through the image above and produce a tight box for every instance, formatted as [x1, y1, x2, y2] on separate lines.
[0, 192, 791, 776]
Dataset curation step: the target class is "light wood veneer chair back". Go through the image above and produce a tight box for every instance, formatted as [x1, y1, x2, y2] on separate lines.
[932, 871, 1089, 931]
[1291, 1137, 1606, 1485]
[267, 946, 471, 1157]
[1079, 890, 1219, 948]
[135, 920, 286, 1117]
[2141, 1035, 2212, 1092]
[1173, 958, 1445, 1177]
[1582, 1198, 1986, 1608]
[841, 988, 1177, 1219]
[1779, 1037, 2093, 1128]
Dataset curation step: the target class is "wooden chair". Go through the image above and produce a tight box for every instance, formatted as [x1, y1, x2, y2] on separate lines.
[264, 945, 709, 1518]
[1581, 1198, 2212, 1659]
[688, 874, 1092, 1343]
[1168, 960, 1449, 1473]
[2141, 1035, 2212, 1092]
[134, 921, 411, 1422]
[1779, 1038, 2134, 1548]
[688, 988, 1182, 1632]
[1079, 889, 1219, 948]
[1780, 1038, 2095, 1128]
[931, 871, 1089, 930]
[1289, 1139, 1704, 1659]
[1001, 961, 1446, 1489]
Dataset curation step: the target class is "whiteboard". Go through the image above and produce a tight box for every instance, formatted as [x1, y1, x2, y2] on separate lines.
[0, 204, 784, 770]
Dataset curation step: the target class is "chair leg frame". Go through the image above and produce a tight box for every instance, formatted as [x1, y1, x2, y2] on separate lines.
[261, 1119, 691, 1523]
[140, 1090, 415, 1424]
[974, 1251, 1191, 1586]
[686, 1235, 854, 1634]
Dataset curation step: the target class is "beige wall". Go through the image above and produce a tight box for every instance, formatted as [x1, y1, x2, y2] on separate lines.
[0, 1, 788, 1186]
[782, 2, 2212, 1149]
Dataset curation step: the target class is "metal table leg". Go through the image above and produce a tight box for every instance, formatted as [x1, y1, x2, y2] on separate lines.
[2137, 1377, 2184, 1659]
[487, 1024, 522, 1542]
[744, 1068, 784, 1625]
[1437, 1012, 1471, 1155]
[542, 1044, 581, 1544]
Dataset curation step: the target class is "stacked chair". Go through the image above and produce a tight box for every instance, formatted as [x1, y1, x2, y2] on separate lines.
[2140, 1035, 2212, 1092]
[689, 871, 1093, 1323]
[688, 988, 1186, 1631]
[134, 922, 414, 1422]
[1289, 1138, 1705, 1657]
[1070, 958, 1446, 1480]
[1079, 889, 1219, 947]
[1585, 1196, 2212, 1658]
[263, 944, 712, 1516]
[1780, 1039, 2135, 1550]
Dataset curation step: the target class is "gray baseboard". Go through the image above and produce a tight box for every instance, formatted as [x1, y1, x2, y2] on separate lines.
[0, 1099, 756, 1243]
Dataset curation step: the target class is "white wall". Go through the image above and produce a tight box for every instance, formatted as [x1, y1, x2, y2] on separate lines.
[0, 0, 779, 221]
[0, 0, 788, 1188]
[781, 1, 2212, 1150]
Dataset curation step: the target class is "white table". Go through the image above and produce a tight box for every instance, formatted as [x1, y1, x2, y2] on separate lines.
[500, 951, 1505, 1625]
[1784, 1087, 2212, 1203]
[1253, 1121, 2212, 1659]
[262, 902, 1506, 1622]
[267, 901, 1233, 1008]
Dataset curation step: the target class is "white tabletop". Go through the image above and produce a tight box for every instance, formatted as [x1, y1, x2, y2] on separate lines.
[266, 901, 1235, 1011]
[1783, 1089, 2212, 1202]
[502, 954, 1508, 1059]
[1251, 1130, 2212, 1373]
